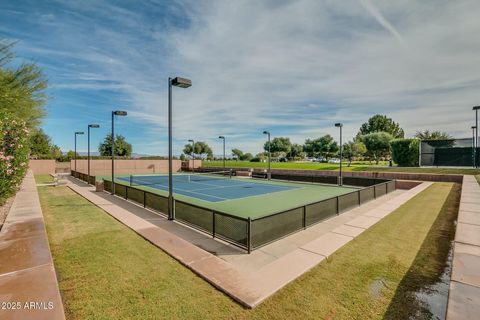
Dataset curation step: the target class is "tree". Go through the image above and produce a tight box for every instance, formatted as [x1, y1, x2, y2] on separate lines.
[390, 139, 419, 167]
[287, 143, 304, 160]
[29, 129, 52, 157]
[303, 135, 338, 160]
[264, 137, 292, 158]
[98, 134, 132, 157]
[231, 148, 243, 160]
[357, 114, 404, 139]
[0, 41, 48, 128]
[183, 141, 213, 159]
[414, 130, 453, 140]
[360, 132, 394, 164]
[342, 141, 367, 166]
[241, 152, 253, 161]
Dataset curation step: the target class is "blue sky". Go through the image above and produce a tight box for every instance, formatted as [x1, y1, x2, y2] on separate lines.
[1, 0, 479, 155]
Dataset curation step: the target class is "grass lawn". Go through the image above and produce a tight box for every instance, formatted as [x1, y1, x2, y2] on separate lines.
[203, 160, 480, 175]
[35, 174, 54, 184]
[37, 178, 459, 319]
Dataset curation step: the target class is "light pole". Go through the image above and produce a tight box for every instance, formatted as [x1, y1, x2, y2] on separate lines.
[474, 106, 479, 168]
[188, 139, 195, 173]
[74, 131, 84, 174]
[168, 77, 192, 220]
[87, 124, 100, 183]
[335, 123, 343, 186]
[218, 136, 225, 171]
[111, 110, 127, 195]
[473, 126, 477, 168]
[263, 131, 271, 180]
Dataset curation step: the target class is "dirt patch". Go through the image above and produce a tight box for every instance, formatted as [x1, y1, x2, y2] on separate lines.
[0, 194, 16, 231]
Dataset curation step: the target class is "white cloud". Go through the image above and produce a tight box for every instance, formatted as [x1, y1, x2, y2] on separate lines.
[11, 0, 480, 154]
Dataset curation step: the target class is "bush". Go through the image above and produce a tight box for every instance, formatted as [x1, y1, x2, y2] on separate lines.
[0, 111, 30, 203]
[390, 139, 419, 167]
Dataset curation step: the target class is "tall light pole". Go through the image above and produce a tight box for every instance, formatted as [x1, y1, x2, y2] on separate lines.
[218, 136, 225, 171]
[168, 77, 192, 220]
[74, 131, 84, 174]
[188, 139, 195, 173]
[263, 131, 271, 180]
[335, 123, 343, 186]
[473, 126, 477, 168]
[474, 106, 479, 168]
[87, 124, 100, 182]
[111, 110, 127, 195]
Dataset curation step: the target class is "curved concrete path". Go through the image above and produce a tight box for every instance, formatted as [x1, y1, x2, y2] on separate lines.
[0, 171, 65, 319]
[68, 176, 431, 308]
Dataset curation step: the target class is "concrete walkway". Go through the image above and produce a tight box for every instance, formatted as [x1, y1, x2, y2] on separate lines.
[0, 171, 65, 320]
[447, 175, 480, 319]
[68, 176, 432, 308]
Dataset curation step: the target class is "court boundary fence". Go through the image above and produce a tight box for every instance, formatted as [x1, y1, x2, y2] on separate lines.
[70, 170, 395, 253]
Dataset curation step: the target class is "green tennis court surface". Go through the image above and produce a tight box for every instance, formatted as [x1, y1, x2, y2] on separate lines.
[108, 174, 359, 219]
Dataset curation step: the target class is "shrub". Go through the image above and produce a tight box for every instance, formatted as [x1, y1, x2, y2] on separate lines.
[390, 139, 419, 167]
[0, 110, 30, 203]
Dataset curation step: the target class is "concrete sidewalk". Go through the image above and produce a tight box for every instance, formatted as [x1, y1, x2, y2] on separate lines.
[68, 177, 431, 308]
[447, 175, 480, 319]
[0, 171, 65, 320]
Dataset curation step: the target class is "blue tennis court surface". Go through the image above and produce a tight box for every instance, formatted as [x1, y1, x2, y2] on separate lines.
[117, 174, 299, 202]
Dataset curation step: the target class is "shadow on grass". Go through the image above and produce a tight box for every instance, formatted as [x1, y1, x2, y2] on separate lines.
[383, 183, 460, 319]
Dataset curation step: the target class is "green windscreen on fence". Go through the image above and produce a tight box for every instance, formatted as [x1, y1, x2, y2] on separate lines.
[214, 213, 249, 248]
[175, 201, 214, 234]
[145, 192, 168, 214]
[126, 187, 144, 205]
[359, 187, 375, 204]
[305, 198, 337, 226]
[251, 207, 304, 249]
[338, 192, 359, 212]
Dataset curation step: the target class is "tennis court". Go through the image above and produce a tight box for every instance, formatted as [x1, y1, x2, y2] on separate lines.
[96, 170, 396, 252]
[117, 172, 299, 202]
[112, 171, 359, 219]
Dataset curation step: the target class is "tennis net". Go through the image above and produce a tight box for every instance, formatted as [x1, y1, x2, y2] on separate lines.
[129, 170, 232, 187]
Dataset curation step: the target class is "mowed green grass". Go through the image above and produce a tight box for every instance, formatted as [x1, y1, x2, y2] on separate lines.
[37, 175, 459, 319]
[203, 160, 480, 175]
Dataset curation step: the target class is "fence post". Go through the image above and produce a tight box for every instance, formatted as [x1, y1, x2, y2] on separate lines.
[336, 196, 339, 214]
[374, 186, 377, 199]
[212, 212, 216, 238]
[125, 186, 128, 200]
[358, 190, 361, 205]
[143, 191, 146, 208]
[303, 206, 307, 229]
[385, 182, 388, 194]
[247, 217, 252, 254]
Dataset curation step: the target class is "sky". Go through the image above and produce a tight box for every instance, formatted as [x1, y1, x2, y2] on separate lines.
[1, 0, 479, 156]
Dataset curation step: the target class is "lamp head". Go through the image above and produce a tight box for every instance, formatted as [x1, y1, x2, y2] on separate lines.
[473, 126, 477, 129]
[263, 131, 269, 135]
[473, 106, 480, 110]
[113, 110, 127, 116]
[218, 135, 225, 139]
[188, 139, 194, 143]
[75, 131, 84, 135]
[89, 124, 100, 128]
[335, 123, 343, 128]
[171, 77, 192, 88]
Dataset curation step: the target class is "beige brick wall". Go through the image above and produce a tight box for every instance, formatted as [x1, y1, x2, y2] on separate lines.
[70, 159, 183, 176]
[29, 160, 56, 175]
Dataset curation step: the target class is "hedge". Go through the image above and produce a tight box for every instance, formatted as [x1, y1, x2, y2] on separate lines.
[0, 110, 30, 204]
[390, 139, 419, 167]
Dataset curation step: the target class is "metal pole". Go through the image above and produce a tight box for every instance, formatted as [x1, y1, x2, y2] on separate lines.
[88, 126, 91, 179]
[476, 109, 479, 168]
[168, 78, 174, 220]
[339, 126, 343, 186]
[473, 127, 476, 168]
[74, 133, 77, 173]
[192, 140, 195, 173]
[267, 133, 271, 180]
[111, 112, 115, 195]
